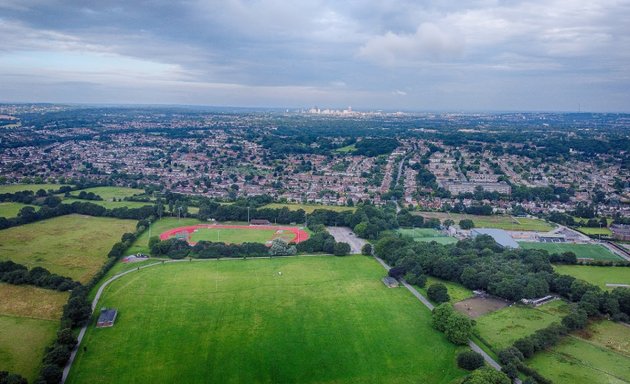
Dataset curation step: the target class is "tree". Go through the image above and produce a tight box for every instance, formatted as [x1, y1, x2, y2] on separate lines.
[333, 242, 351, 256]
[0, 371, 27, 384]
[269, 239, 296, 256]
[38, 364, 63, 384]
[432, 303, 454, 332]
[443, 219, 455, 228]
[361, 243, 373, 256]
[457, 351, 485, 370]
[427, 283, 450, 303]
[562, 309, 588, 331]
[444, 312, 474, 345]
[459, 219, 475, 230]
[462, 367, 511, 384]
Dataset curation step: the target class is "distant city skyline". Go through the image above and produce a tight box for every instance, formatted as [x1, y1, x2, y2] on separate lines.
[1, 0, 629, 112]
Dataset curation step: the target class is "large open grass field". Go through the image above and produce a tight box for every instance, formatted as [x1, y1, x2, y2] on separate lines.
[0, 202, 38, 218]
[261, 202, 355, 213]
[0, 214, 137, 282]
[413, 212, 555, 232]
[528, 321, 630, 384]
[475, 300, 570, 351]
[68, 256, 466, 384]
[127, 217, 205, 254]
[190, 227, 280, 244]
[519, 242, 622, 261]
[0, 283, 68, 382]
[70, 186, 146, 200]
[553, 265, 630, 290]
[62, 197, 154, 209]
[0, 183, 69, 194]
[398, 228, 458, 245]
[576, 226, 613, 236]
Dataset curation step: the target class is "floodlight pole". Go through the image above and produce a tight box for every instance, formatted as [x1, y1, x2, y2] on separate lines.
[247, 206, 250, 224]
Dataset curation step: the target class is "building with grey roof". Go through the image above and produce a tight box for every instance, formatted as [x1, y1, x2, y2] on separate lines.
[471, 228, 520, 249]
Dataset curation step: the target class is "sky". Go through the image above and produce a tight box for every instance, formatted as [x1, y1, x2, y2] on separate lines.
[1, 0, 629, 111]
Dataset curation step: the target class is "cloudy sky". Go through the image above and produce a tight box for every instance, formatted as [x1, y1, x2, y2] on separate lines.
[1, 0, 629, 111]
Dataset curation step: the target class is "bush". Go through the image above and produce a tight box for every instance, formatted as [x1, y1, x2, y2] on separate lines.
[404, 272, 427, 287]
[444, 312, 474, 345]
[459, 219, 475, 230]
[38, 364, 62, 384]
[333, 242, 351, 256]
[462, 367, 511, 384]
[431, 303, 454, 332]
[361, 243, 373, 255]
[427, 283, 450, 303]
[0, 371, 27, 384]
[561, 309, 588, 331]
[457, 351, 485, 370]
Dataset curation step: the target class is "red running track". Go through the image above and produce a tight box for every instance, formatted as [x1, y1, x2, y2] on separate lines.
[159, 224, 310, 245]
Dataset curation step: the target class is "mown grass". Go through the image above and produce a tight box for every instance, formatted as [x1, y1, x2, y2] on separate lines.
[413, 212, 555, 232]
[126, 217, 204, 255]
[0, 202, 38, 218]
[0, 315, 59, 383]
[69, 186, 146, 200]
[398, 228, 458, 245]
[261, 202, 355, 213]
[0, 214, 137, 283]
[528, 328, 630, 384]
[519, 242, 622, 261]
[417, 276, 473, 304]
[576, 227, 613, 236]
[68, 256, 466, 384]
[0, 184, 69, 194]
[62, 197, 153, 209]
[553, 265, 630, 290]
[475, 301, 570, 350]
[189, 227, 279, 244]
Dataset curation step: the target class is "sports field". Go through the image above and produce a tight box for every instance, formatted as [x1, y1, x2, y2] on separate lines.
[0, 183, 69, 194]
[0, 202, 38, 218]
[162, 224, 309, 245]
[553, 265, 630, 290]
[417, 276, 473, 304]
[0, 214, 137, 282]
[576, 226, 613, 236]
[528, 322, 630, 384]
[413, 212, 555, 232]
[190, 227, 278, 244]
[475, 301, 570, 350]
[127, 217, 204, 255]
[518, 242, 622, 261]
[0, 283, 68, 382]
[398, 228, 458, 245]
[261, 202, 355, 213]
[67, 256, 466, 384]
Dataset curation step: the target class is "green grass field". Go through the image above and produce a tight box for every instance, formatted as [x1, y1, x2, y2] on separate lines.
[0, 202, 38, 218]
[475, 301, 570, 351]
[398, 228, 458, 245]
[519, 242, 622, 261]
[417, 276, 473, 304]
[189, 227, 280, 244]
[553, 265, 630, 290]
[70, 186, 146, 200]
[0, 283, 68, 320]
[414, 212, 555, 232]
[68, 256, 466, 384]
[528, 327, 630, 384]
[334, 144, 357, 153]
[584, 320, 630, 357]
[0, 183, 69, 194]
[126, 217, 204, 255]
[0, 214, 137, 283]
[0, 315, 59, 383]
[576, 227, 613, 236]
[62, 197, 154, 209]
[261, 203, 355, 213]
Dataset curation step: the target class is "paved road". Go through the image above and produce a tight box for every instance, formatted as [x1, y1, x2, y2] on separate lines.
[326, 226, 368, 254]
[373, 256, 512, 380]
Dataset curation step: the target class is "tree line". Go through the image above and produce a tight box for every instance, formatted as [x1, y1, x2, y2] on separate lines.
[0, 261, 77, 292]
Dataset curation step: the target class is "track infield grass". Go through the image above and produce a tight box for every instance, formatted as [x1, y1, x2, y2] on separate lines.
[553, 265, 630, 290]
[518, 242, 622, 261]
[0, 202, 38, 218]
[0, 214, 137, 283]
[475, 300, 570, 351]
[189, 227, 283, 244]
[68, 256, 466, 384]
[398, 228, 458, 245]
[126, 217, 206, 255]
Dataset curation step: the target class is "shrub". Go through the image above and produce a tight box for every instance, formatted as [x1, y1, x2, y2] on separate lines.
[427, 283, 450, 303]
[457, 351, 485, 370]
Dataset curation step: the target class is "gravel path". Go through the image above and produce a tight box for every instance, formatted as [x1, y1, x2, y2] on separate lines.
[326, 226, 368, 254]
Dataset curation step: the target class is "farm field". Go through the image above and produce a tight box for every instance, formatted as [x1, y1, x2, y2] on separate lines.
[62, 197, 153, 209]
[0, 315, 59, 383]
[417, 276, 473, 304]
[519, 242, 622, 261]
[126, 217, 205, 255]
[398, 228, 458, 245]
[475, 301, 570, 351]
[68, 256, 466, 384]
[414, 212, 555, 232]
[261, 202, 355, 213]
[528, 324, 630, 384]
[0, 202, 38, 218]
[0, 183, 69, 194]
[190, 227, 279, 244]
[0, 214, 137, 282]
[0, 283, 68, 320]
[70, 186, 146, 200]
[553, 265, 630, 290]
